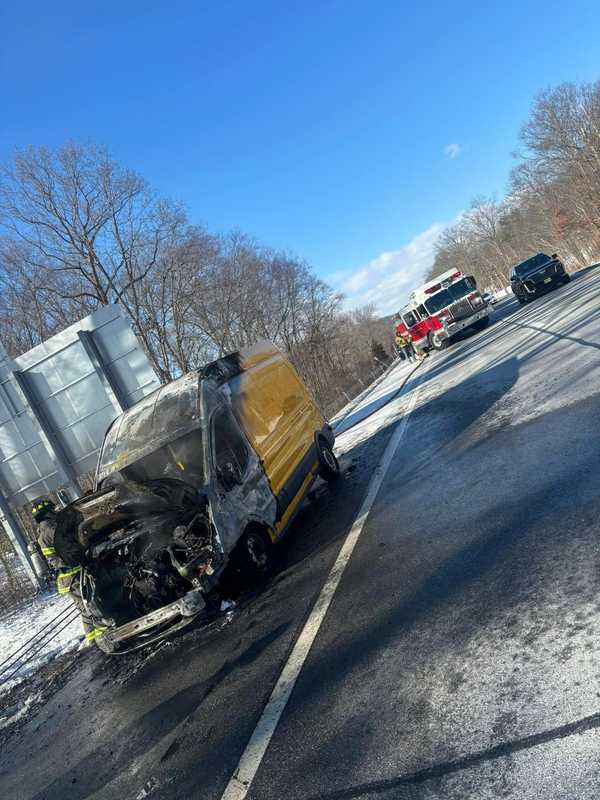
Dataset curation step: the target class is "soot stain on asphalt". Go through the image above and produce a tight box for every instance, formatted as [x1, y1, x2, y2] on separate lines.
[0, 646, 89, 747]
[25, 624, 290, 800]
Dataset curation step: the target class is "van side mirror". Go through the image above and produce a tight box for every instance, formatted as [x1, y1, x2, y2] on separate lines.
[551, 253, 558, 259]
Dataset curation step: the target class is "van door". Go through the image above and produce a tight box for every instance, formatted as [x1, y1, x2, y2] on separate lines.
[229, 359, 323, 508]
[209, 405, 276, 552]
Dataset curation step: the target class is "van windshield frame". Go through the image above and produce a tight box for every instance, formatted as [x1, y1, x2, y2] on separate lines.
[96, 373, 202, 484]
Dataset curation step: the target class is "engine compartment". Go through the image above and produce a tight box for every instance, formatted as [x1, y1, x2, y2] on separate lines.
[55, 479, 223, 629]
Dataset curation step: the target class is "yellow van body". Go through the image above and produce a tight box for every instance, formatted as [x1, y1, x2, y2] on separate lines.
[226, 341, 332, 537]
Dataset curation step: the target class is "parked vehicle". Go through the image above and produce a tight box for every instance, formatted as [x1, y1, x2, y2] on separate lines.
[395, 269, 490, 353]
[51, 342, 338, 653]
[482, 291, 498, 305]
[510, 253, 570, 304]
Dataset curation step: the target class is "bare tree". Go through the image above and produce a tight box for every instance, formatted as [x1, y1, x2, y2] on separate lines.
[429, 81, 600, 289]
[0, 141, 395, 420]
[0, 142, 187, 305]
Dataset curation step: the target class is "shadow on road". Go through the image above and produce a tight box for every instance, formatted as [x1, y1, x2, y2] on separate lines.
[305, 707, 600, 799]
[402, 265, 600, 404]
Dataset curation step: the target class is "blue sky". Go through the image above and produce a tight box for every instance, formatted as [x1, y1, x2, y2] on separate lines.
[1, 0, 599, 313]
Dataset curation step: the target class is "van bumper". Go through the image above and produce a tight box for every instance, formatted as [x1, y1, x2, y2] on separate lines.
[95, 590, 206, 653]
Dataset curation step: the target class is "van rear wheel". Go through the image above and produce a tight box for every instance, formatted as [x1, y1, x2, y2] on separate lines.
[317, 438, 340, 482]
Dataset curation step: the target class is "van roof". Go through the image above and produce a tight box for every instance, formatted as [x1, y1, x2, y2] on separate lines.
[199, 340, 281, 386]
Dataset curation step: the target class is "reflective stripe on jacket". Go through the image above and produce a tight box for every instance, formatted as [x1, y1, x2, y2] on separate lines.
[85, 626, 107, 642]
[37, 517, 61, 572]
[57, 566, 81, 594]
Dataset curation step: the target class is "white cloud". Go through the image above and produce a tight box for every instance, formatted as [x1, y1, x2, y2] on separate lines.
[443, 143, 461, 160]
[327, 216, 461, 316]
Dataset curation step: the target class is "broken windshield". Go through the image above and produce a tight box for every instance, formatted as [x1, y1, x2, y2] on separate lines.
[97, 373, 202, 482]
[100, 430, 205, 489]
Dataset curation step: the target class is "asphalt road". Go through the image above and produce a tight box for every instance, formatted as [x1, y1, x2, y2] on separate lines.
[2, 266, 600, 800]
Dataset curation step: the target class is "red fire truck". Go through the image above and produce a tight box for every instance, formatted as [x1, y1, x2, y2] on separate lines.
[396, 269, 490, 353]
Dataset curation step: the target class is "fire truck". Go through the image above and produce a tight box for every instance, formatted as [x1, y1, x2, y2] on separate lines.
[396, 269, 490, 353]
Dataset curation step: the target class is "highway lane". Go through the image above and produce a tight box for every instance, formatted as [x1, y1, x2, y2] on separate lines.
[2, 266, 600, 800]
[248, 265, 600, 800]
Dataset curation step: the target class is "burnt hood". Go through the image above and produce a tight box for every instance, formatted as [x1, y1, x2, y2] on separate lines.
[54, 479, 206, 566]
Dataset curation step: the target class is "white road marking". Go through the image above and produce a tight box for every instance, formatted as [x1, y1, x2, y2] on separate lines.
[220, 371, 425, 800]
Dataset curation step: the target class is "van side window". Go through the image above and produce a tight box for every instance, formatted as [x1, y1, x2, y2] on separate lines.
[418, 304, 427, 317]
[213, 408, 249, 485]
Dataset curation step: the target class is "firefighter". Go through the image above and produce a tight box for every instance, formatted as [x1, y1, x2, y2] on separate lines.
[394, 333, 407, 361]
[31, 497, 104, 644]
[395, 332, 416, 363]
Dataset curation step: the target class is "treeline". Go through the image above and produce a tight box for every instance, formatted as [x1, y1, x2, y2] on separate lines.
[0, 143, 394, 418]
[428, 81, 600, 288]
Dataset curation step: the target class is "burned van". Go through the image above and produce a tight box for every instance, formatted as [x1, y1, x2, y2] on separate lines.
[52, 342, 337, 652]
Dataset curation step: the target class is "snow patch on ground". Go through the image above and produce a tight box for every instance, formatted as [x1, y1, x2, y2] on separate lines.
[334, 359, 424, 456]
[0, 591, 82, 696]
[0, 689, 42, 729]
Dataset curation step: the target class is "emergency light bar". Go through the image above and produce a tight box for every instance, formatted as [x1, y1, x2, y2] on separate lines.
[424, 271, 462, 294]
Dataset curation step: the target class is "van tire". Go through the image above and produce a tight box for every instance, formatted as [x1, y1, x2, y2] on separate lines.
[232, 525, 276, 582]
[317, 437, 340, 482]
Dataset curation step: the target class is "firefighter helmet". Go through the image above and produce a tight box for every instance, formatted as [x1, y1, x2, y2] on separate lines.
[31, 497, 55, 522]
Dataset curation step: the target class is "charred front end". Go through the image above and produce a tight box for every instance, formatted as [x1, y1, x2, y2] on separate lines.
[56, 479, 224, 652]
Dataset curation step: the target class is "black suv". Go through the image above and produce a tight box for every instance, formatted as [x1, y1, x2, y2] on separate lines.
[510, 253, 570, 304]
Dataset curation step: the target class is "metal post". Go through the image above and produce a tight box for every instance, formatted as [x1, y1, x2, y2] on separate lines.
[0, 488, 39, 588]
[77, 330, 129, 412]
[12, 370, 81, 501]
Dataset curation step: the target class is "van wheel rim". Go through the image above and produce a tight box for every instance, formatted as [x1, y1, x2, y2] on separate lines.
[246, 533, 268, 568]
